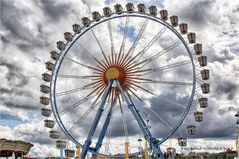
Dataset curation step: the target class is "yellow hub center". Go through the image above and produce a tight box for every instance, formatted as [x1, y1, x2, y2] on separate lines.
[105, 67, 120, 80]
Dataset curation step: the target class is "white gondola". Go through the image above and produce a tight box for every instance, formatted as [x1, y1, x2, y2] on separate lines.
[103, 7, 112, 17]
[187, 32, 196, 44]
[201, 69, 210, 80]
[42, 73, 51, 82]
[45, 61, 54, 71]
[64, 32, 73, 42]
[50, 51, 59, 60]
[49, 130, 60, 139]
[194, 43, 202, 55]
[187, 125, 196, 135]
[72, 24, 81, 33]
[137, 4, 146, 13]
[82, 17, 91, 27]
[65, 149, 75, 158]
[41, 107, 52, 117]
[194, 111, 203, 122]
[160, 10, 168, 21]
[56, 140, 67, 149]
[40, 96, 50, 105]
[114, 4, 123, 14]
[179, 23, 188, 34]
[166, 147, 176, 157]
[126, 3, 134, 12]
[40, 84, 50, 93]
[198, 56, 207, 67]
[149, 6, 157, 16]
[201, 83, 210, 94]
[198, 97, 208, 108]
[178, 137, 187, 146]
[44, 119, 55, 128]
[92, 11, 101, 21]
[56, 41, 65, 50]
[170, 16, 178, 27]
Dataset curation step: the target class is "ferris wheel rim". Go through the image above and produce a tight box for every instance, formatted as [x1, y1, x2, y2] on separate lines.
[50, 11, 196, 156]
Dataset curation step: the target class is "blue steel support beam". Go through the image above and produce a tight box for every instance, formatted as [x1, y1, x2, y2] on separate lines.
[81, 80, 113, 158]
[93, 107, 113, 154]
[115, 80, 164, 159]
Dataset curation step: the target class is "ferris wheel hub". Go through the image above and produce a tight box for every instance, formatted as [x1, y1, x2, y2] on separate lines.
[104, 65, 126, 84]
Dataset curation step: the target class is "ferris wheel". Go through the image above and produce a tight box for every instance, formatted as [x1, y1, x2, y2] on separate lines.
[40, 3, 210, 159]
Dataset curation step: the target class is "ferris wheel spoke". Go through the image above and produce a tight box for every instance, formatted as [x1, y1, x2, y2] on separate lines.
[55, 84, 96, 96]
[125, 81, 156, 97]
[77, 42, 107, 70]
[152, 93, 186, 108]
[143, 80, 193, 86]
[59, 83, 105, 116]
[65, 57, 103, 73]
[119, 19, 149, 66]
[125, 40, 181, 71]
[140, 60, 191, 76]
[92, 85, 107, 106]
[117, 16, 130, 65]
[123, 26, 167, 67]
[143, 106, 173, 130]
[128, 77, 193, 86]
[58, 74, 101, 80]
[60, 96, 91, 116]
[125, 85, 143, 102]
[70, 104, 97, 132]
[90, 27, 110, 67]
[108, 21, 115, 65]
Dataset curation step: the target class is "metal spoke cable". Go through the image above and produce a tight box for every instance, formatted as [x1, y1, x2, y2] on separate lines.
[65, 57, 103, 72]
[141, 41, 181, 68]
[127, 40, 181, 70]
[77, 42, 107, 70]
[90, 27, 110, 66]
[108, 21, 115, 65]
[143, 106, 173, 130]
[60, 96, 91, 116]
[152, 93, 186, 108]
[70, 102, 99, 133]
[122, 19, 149, 63]
[132, 60, 191, 76]
[129, 26, 167, 64]
[60, 85, 104, 115]
[118, 16, 130, 64]
[130, 78, 193, 86]
[55, 84, 95, 96]
[58, 74, 101, 79]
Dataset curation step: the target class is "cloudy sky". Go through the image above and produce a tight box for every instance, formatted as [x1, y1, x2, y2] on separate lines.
[0, 0, 239, 157]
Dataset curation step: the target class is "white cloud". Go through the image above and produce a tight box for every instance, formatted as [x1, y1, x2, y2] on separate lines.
[0, 0, 238, 157]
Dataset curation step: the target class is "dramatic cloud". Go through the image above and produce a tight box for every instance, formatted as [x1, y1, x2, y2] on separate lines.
[0, 0, 238, 157]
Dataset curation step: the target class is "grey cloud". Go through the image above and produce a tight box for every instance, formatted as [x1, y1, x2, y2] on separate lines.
[1, 99, 39, 111]
[0, 58, 29, 87]
[215, 80, 238, 100]
[172, 0, 216, 29]
[36, 0, 72, 21]
[1, 0, 49, 51]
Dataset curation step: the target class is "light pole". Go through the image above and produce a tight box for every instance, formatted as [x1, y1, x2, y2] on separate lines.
[235, 111, 239, 159]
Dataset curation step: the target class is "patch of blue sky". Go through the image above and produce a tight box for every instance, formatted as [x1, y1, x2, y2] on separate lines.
[0, 112, 25, 128]
[27, 111, 44, 121]
[119, 25, 136, 42]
